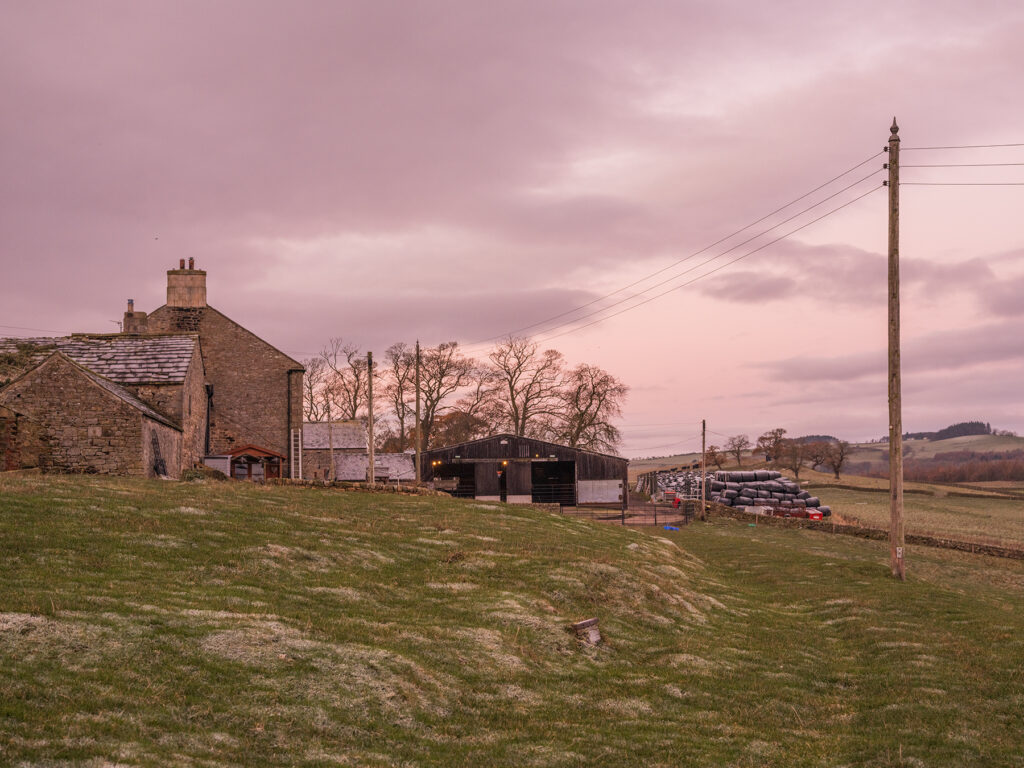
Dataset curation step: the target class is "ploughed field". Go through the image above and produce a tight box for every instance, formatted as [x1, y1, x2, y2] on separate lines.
[1, 474, 1022, 767]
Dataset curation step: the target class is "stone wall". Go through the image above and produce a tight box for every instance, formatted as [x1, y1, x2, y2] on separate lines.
[0, 355, 157, 475]
[301, 446, 366, 480]
[142, 419, 182, 478]
[0, 405, 49, 471]
[146, 305, 303, 475]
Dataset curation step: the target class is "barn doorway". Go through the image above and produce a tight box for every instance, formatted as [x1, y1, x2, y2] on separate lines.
[531, 461, 576, 505]
[433, 462, 476, 498]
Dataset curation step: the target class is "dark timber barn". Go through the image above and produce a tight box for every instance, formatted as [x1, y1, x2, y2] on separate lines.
[422, 434, 629, 506]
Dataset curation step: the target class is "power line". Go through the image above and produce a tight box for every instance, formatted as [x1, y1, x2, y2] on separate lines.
[467, 168, 883, 352]
[901, 182, 1024, 186]
[0, 324, 69, 334]
[902, 142, 1024, 150]
[533, 184, 883, 344]
[628, 434, 703, 451]
[902, 163, 1024, 168]
[460, 152, 884, 349]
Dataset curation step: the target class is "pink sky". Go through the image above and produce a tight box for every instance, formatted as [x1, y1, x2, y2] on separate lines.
[2, 1, 1023, 457]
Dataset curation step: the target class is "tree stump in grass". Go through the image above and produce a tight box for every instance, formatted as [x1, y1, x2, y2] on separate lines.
[571, 618, 601, 645]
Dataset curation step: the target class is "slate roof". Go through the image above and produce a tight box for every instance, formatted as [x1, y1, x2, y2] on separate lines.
[0, 335, 198, 384]
[303, 420, 367, 450]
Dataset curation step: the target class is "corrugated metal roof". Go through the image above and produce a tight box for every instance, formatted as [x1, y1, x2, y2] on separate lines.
[0, 335, 198, 384]
[303, 420, 367, 450]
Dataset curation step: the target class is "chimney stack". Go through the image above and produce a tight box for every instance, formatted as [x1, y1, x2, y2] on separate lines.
[179, 258, 185, 269]
[123, 297, 148, 333]
[167, 260, 207, 308]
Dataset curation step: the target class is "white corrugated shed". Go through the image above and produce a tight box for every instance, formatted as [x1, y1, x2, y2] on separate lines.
[332, 453, 415, 481]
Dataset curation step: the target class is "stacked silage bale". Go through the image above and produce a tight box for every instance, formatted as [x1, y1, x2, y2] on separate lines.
[705, 470, 832, 517]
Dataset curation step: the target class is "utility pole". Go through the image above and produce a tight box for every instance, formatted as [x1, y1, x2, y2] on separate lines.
[327, 398, 334, 483]
[415, 340, 422, 483]
[700, 419, 707, 521]
[886, 117, 906, 580]
[367, 351, 375, 485]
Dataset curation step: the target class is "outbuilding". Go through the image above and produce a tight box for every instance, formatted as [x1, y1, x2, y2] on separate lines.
[422, 434, 628, 506]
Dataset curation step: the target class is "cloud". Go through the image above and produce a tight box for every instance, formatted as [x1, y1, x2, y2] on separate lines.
[757, 317, 1024, 382]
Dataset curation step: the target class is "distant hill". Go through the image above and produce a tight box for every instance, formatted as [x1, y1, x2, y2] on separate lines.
[880, 421, 1008, 442]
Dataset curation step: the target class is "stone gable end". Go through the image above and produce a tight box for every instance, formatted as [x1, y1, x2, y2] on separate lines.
[0, 355, 182, 477]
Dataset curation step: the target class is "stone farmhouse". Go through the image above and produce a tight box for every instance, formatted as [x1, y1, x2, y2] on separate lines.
[0, 260, 305, 478]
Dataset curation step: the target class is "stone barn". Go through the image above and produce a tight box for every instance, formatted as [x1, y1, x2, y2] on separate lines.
[0, 351, 189, 476]
[0, 335, 205, 477]
[422, 434, 629, 505]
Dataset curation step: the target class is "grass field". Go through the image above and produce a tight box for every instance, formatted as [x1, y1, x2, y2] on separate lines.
[1, 474, 1023, 766]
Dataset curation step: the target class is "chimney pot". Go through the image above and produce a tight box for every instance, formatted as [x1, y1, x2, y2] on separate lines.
[179, 258, 185, 269]
[127, 299, 134, 313]
[188, 257, 195, 270]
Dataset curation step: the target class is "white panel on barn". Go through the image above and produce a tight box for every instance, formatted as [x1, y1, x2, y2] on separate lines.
[577, 479, 622, 504]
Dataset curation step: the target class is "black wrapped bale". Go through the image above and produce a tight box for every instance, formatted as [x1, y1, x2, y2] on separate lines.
[710, 480, 726, 491]
[719, 497, 733, 506]
[805, 497, 820, 508]
[797, 491, 811, 500]
[780, 499, 793, 507]
[735, 496, 754, 507]
[757, 489, 771, 498]
[723, 489, 739, 499]
[771, 492, 785, 500]
[754, 470, 770, 481]
[743, 471, 757, 482]
[725, 482, 741, 490]
[769, 471, 782, 479]
[819, 506, 831, 516]
[793, 499, 806, 507]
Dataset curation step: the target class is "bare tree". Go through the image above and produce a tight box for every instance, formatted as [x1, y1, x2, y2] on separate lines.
[487, 337, 564, 438]
[301, 356, 330, 421]
[431, 410, 489, 447]
[775, 438, 808, 480]
[725, 434, 751, 467]
[756, 428, 787, 464]
[418, 342, 476, 449]
[706, 444, 725, 470]
[824, 440, 852, 479]
[320, 338, 368, 420]
[805, 440, 832, 472]
[553, 363, 627, 453]
[383, 342, 415, 451]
